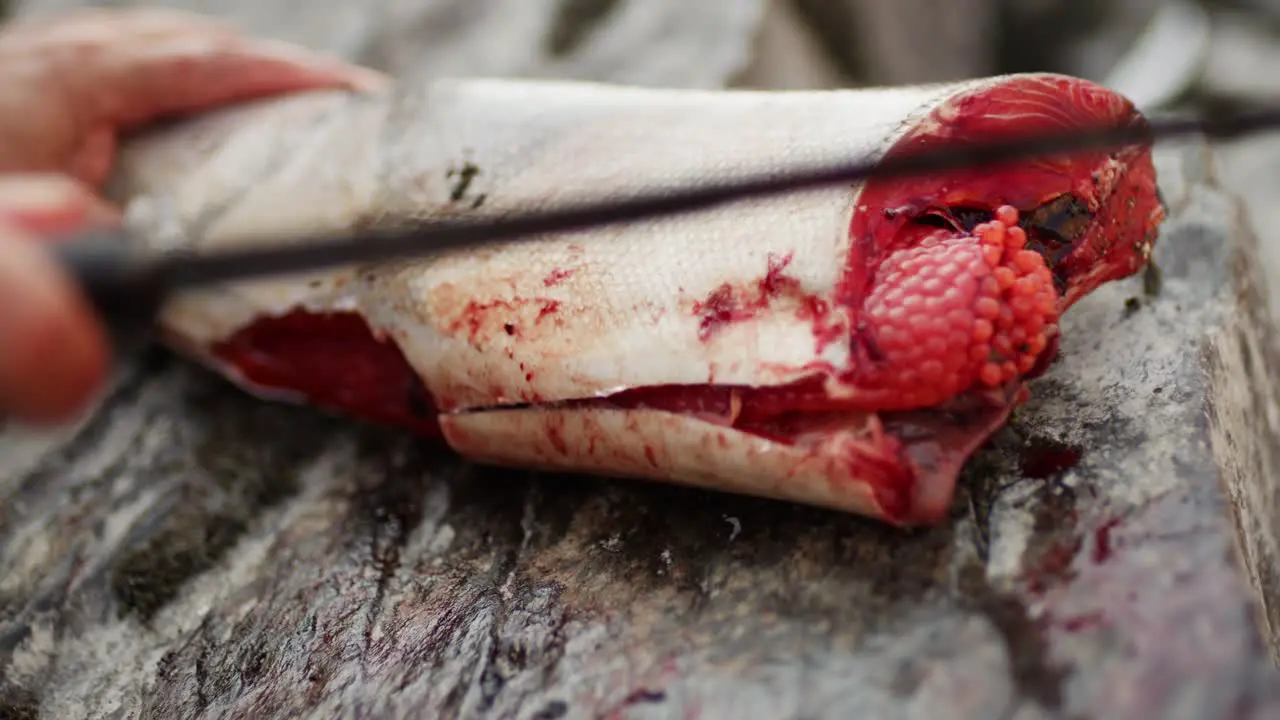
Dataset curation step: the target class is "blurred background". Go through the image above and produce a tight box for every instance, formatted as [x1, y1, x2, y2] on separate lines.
[6, 0, 1279, 100]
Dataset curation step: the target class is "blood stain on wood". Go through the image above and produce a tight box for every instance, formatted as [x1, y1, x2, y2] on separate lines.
[1023, 535, 1084, 596]
[1018, 435, 1083, 479]
[1060, 611, 1107, 633]
[1090, 517, 1123, 563]
[957, 564, 1068, 711]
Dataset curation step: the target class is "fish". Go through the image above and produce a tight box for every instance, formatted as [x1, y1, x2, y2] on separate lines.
[105, 73, 1166, 526]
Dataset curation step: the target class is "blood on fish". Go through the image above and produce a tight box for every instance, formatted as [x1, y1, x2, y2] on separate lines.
[537, 300, 562, 323]
[694, 284, 753, 341]
[452, 299, 515, 341]
[760, 252, 802, 295]
[543, 268, 574, 286]
[693, 252, 811, 341]
[451, 297, 562, 341]
[644, 445, 659, 467]
[546, 422, 569, 455]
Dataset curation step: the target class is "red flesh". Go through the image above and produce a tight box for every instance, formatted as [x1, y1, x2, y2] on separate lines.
[207, 75, 1164, 525]
[209, 311, 441, 436]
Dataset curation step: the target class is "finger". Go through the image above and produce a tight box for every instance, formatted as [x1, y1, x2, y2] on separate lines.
[0, 173, 118, 425]
[99, 34, 389, 129]
[0, 8, 387, 183]
[6, 8, 386, 125]
[0, 173, 122, 237]
[0, 219, 109, 426]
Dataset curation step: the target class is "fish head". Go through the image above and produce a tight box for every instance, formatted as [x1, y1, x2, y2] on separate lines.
[851, 74, 1168, 314]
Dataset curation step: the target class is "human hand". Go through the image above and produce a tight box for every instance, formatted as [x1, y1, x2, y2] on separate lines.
[0, 8, 387, 427]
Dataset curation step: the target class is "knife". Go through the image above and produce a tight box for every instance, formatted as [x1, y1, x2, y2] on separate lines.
[51, 99, 1280, 356]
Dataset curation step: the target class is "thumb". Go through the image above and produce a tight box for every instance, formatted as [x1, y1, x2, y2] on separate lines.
[0, 9, 389, 183]
[0, 176, 113, 426]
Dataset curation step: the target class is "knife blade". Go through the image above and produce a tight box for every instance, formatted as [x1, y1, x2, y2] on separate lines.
[49, 99, 1280, 354]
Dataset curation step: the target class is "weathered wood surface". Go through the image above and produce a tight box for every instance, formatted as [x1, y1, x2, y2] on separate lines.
[1205, 11, 1280, 651]
[4, 2, 1280, 718]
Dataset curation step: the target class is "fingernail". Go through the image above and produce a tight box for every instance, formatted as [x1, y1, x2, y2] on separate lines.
[0, 174, 77, 213]
[0, 174, 120, 237]
[344, 67, 392, 94]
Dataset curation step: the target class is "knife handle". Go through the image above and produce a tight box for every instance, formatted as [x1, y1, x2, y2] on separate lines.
[0, 232, 164, 429]
[50, 228, 168, 358]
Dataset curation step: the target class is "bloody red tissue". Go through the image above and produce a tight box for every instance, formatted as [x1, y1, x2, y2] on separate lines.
[209, 311, 443, 436]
